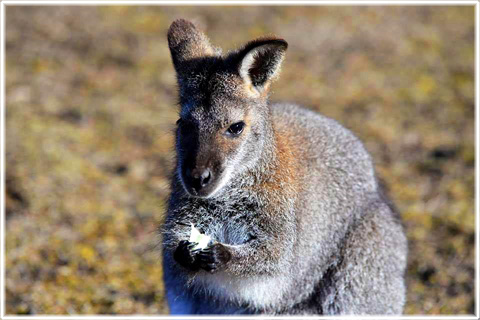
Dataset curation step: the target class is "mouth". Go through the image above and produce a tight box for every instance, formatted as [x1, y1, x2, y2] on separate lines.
[184, 184, 217, 198]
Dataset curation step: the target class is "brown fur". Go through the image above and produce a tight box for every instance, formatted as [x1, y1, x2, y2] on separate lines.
[251, 123, 305, 216]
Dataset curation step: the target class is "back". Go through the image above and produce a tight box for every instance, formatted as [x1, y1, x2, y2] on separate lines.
[268, 102, 407, 313]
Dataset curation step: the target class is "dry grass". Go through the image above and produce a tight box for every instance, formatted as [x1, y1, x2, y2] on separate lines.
[5, 6, 475, 314]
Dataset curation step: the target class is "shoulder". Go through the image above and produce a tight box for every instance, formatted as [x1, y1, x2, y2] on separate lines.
[269, 102, 366, 154]
[269, 102, 377, 188]
[270, 102, 353, 139]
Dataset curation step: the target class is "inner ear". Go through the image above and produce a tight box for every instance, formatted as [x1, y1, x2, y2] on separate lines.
[248, 46, 280, 87]
[238, 39, 288, 93]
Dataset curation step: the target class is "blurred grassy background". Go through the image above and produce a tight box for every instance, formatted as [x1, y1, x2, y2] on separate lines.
[5, 5, 474, 315]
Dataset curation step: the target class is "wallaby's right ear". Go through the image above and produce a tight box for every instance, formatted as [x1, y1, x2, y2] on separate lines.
[168, 19, 216, 74]
[236, 38, 288, 97]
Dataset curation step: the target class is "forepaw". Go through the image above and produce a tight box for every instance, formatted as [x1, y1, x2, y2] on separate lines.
[196, 243, 231, 273]
[173, 240, 200, 271]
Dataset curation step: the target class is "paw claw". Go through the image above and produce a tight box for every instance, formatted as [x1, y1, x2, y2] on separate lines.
[187, 242, 199, 250]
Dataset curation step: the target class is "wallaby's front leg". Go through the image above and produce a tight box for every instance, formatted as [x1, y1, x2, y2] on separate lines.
[171, 214, 295, 275]
[196, 243, 232, 273]
[197, 234, 293, 276]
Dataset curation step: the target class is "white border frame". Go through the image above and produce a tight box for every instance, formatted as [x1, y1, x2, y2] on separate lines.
[0, 1, 478, 4]
[0, 1, 478, 319]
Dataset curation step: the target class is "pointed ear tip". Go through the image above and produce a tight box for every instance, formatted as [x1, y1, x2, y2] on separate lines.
[250, 37, 288, 51]
[169, 18, 195, 29]
[274, 38, 288, 50]
[168, 19, 197, 37]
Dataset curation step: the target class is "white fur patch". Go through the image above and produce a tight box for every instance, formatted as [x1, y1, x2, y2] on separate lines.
[239, 50, 258, 85]
[192, 271, 291, 309]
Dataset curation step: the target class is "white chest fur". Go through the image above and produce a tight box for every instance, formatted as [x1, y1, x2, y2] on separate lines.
[192, 271, 291, 309]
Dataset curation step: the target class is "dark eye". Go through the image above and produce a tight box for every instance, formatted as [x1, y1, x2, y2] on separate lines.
[227, 121, 245, 136]
[176, 118, 182, 125]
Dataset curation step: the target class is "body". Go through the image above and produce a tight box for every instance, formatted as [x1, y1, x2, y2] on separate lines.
[161, 20, 407, 315]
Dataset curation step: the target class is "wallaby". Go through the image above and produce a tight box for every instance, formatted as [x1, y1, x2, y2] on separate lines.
[161, 19, 407, 315]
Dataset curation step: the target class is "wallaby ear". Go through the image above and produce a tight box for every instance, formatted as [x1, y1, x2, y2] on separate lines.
[237, 38, 288, 95]
[167, 19, 216, 74]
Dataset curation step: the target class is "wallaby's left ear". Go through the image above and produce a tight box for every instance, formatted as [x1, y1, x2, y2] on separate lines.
[237, 38, 288, 95]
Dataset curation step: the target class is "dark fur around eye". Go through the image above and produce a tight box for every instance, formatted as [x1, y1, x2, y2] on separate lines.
[227, 121, 245, 136]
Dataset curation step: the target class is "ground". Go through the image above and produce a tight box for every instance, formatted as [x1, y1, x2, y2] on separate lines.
[5, 5, 475, 315]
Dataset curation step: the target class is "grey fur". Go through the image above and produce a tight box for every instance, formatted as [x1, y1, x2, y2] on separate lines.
[161, 19, 407, 315]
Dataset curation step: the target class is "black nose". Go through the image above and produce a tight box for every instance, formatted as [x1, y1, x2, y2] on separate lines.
[190, 168, 212, 191]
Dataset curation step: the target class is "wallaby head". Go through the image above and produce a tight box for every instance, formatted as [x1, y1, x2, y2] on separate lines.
[168, 19, 288, 198]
